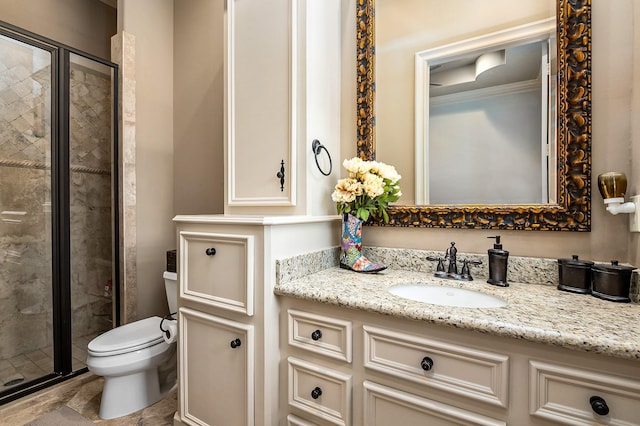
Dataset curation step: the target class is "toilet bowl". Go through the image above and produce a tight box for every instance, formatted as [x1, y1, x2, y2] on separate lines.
[87, 271, 178, 419]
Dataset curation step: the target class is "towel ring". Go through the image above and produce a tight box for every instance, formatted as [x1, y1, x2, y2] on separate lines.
[312, 139, 332, 176]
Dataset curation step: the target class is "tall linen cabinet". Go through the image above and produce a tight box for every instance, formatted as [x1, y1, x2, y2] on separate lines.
[174, 0, 342, 423]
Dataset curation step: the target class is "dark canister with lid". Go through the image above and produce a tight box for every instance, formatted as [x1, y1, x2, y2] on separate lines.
[557, 255, 594, 294]
[591, 260, 636, 303]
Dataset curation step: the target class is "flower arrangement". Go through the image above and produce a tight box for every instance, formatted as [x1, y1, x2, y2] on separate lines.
[331, 157, 402, 223]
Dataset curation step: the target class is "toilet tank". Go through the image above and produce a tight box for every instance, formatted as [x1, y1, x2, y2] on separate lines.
[163, 271, 178, 315]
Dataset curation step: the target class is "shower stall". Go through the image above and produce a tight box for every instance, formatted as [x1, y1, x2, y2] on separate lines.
[0, 22, 119, 403]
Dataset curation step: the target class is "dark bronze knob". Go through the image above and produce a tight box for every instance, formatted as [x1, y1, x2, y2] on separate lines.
[276, 160, 285, 191]
[230, 338, 242, 349]
[205, 247, 216, 256]
[311, 387, 322, 399]
[311, 330, 322, 341]
[589, 396, 609, 415]
[421, 356, 434, 371]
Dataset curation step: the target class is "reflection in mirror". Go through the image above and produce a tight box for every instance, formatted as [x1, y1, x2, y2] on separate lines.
[416, 20, 556, 205]
[356, 0, 591, 231]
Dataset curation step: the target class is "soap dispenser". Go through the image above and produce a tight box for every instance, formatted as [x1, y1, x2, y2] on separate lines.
[487, 236, 509, 287]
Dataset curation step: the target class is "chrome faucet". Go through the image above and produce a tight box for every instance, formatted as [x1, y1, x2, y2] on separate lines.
[427, 241, 482, 281]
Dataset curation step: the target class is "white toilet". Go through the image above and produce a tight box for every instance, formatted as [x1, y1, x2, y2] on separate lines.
[87, 271, 178, 419]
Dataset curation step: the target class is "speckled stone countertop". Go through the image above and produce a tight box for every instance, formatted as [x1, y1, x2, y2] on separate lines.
[274, 248, 640, 361]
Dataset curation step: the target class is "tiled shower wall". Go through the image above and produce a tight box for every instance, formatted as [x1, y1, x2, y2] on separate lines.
[0, 43, 113, 362]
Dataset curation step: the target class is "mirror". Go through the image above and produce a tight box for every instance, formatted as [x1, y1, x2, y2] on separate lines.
[356, 0, 591, 231]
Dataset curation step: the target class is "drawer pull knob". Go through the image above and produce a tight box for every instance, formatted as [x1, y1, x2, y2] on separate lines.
[311, 387, 323, 399]
[230, 338, 242, 349]
[205, 247, 217, 256]
[590, 396, 609, 416]
[420, 356, 434, 371]
[311, 330, 323, 341]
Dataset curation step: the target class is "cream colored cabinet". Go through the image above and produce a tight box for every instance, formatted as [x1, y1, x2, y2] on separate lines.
[287, 357, 352, 425]
[363, 381, 505, 426]
[363, 325, 509, 408]
[179, 307, 254, 426]
[282, 308, 354, 424]
[279, 297, 640, 425]
[361, 325, 508, 425]
[529, 360, 640, 425]
[225, 0, 294, 209]
[176, 225, 257, 426]
[281, 302, 507, 425]
[224, 0, 341, 216]
[174, 215, 338, 426]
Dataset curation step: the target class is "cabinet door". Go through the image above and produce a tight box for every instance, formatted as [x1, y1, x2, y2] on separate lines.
[363, 381, 505, 426]
[225, 0, 295, 207]
[179, 307, 254, 426]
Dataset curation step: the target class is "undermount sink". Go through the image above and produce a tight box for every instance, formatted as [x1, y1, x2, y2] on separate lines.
[388, 284, 507, 308]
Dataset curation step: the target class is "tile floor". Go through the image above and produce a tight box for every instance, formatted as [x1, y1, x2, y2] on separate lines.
[0, 333, 98, 391]
[0, 372, 177, 425]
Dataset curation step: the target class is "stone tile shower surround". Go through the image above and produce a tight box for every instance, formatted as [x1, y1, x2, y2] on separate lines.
[0, 44, 113, 387]
[68, 62, 114, 342]
[276, 247, 639, 303]
[111, 31, 137, 325]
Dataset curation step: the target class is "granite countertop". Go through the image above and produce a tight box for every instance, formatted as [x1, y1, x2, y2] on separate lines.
[274, 267, 640, 361]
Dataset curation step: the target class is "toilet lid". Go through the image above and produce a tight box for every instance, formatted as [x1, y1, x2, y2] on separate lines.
[88, 316, 165, 356]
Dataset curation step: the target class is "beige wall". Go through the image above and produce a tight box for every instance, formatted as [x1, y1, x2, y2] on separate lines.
[119, 0, 176, 318]
[173, 0, 225, 215]
[0, 0, 116, 60]
[341, 1, 636, 264]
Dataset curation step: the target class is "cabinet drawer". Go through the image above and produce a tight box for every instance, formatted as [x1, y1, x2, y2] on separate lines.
[287, 414, 320, 426]
[288, 357, 352, 426]
[179, 231, 254, 315]
[363, 325, 509, 407]
[288, 309, 352, 362]
[364, 381, 506, 426]
[530, 360, 640, 425]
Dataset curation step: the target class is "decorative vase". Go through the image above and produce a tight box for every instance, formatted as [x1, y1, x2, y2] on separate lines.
[340, 213, 387, 273]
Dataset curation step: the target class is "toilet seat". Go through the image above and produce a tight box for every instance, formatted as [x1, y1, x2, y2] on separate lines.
[88, 316, 164, 357]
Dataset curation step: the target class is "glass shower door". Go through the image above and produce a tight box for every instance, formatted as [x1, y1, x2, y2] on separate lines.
[68, 52, 115, 371]
[0, 24, 119, 404]
[0, 33, 54, 390]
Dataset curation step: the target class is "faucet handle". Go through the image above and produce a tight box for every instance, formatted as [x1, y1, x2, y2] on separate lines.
[426, 256, 446, 272]
[459, 259, 482, 281]
[461, 259, 471, 276]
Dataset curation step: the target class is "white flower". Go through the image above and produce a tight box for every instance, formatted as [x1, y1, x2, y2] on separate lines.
[342, 157, 364, 176]
[362, 173, 384, 199]
[331, 178, 362, 203]
[376, 163, 401, 183]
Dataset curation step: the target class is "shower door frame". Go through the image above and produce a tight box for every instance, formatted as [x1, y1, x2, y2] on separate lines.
[0, 21, 120, 405]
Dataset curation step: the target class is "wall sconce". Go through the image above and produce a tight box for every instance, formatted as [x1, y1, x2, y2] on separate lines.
[597, 172, 640, 232]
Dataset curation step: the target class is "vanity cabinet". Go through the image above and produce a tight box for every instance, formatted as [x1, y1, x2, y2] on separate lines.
[283, 309, 354, 425]
[279, 297, 640, 425]
[173, 215, 338, 426]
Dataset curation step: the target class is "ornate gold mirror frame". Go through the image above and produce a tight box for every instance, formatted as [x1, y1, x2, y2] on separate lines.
[356, 0, 591, 231]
